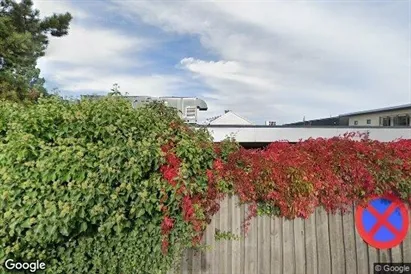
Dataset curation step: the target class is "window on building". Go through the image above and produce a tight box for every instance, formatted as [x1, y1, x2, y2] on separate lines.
[354, 120, 358, 125]
[393, 115, 410, 126]
[366, 119, 371, 125]
[380, 117, 391, 126]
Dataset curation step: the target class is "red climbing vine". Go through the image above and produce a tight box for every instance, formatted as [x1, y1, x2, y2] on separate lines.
[159, 130, 411, 243]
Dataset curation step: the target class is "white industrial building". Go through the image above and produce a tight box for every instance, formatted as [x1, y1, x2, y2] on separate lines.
[342, 104, 411, 127]
[287, 103, 411, 127]
[202, 104, 411, 147]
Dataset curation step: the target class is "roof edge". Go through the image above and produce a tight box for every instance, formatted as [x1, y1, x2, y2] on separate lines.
[209, 111, 254, 125]
[339, 103, 411, 117]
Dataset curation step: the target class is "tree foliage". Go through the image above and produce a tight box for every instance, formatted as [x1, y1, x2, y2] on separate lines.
[0, 0, 72, 101]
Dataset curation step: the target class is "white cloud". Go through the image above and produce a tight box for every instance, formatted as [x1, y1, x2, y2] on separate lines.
[34, 0, 180, 98]
[111, 0, 410, 124]
[39, 23, 147, 69]
[51, 72, 185, 97]
[33, 0, 88, 20]
[179, 58, 276, 89]
[37, 20, 157, 96]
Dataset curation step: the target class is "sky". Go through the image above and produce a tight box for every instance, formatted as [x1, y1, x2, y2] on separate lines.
[34, 0, 411, 125]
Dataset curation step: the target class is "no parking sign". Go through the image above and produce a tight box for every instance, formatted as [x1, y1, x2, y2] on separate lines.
[355, 195, 409, 249]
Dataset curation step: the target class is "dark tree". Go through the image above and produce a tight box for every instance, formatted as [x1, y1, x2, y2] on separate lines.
[0, 0, 72, 101]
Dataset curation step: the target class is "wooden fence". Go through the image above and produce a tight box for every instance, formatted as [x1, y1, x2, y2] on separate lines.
[175, 195, 411, 274]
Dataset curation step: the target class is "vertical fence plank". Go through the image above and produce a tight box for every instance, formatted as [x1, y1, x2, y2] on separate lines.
[368, 246, 378, 273]
[390, 204, 407, 263]
[257, 216, 263, 274]
[271, 216, 283, 274]
[192, 224, 206, 274]
[191, 247, 202, 274]
[219, 197, 229, 274]
[354, 207, 369, 274]
[328, 212, 345, 274]
[240, 204, 246, 274]
[258, 216, 271, 274]
[213, 205, 221, 274]
[379, 249, 390, 263]
[402, 223, 411, 263]
[200, 236, 207, 274]
[391, 246, 402, 263]
[342, 208, 357, 274]
[181, 249, 192, 274]
[293, 217, 305, 274]
[305, 212, 317, 274]
[231, 196, 242, 274]
[244, 207, 258, 274]
[203, 206, 215, 274]
[283, 218, 295, 274]
[226, 197, 233, 274]
[316, 207, 331, 274]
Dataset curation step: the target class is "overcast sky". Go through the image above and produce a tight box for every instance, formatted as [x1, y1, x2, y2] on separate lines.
[34, 0, 410, 124]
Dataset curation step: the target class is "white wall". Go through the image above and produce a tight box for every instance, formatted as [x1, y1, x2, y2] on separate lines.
[202, 126, 411, 142]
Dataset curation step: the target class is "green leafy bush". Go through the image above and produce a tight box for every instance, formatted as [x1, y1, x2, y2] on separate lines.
[0, 96, 218, 273]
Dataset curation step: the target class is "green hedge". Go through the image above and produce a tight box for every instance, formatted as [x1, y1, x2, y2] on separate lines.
[0, 96, 216, 273]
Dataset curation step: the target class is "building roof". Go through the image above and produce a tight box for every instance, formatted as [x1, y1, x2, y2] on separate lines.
[282, 116, 341, 126]
[339, 103, 411, 117]
[208, 111, 253, 125]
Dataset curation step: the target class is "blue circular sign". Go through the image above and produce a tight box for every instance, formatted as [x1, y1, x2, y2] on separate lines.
[355, 195, 409, 249]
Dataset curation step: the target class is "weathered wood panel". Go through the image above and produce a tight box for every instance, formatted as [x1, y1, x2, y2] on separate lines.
[355, 226, 369, 274]
[218, 197, 228, 274]
[244, 210, 258, 274]
[328, 211, 345, 274]
[315, 207, 331, 274]
[174, 196, 411, 274]
[293, 217, 305, 274]
[203, 208, 215, 274]
[258, 216, 271, 274]
[403, 228, 411, 263]
[231, 196, 242, 274]
[282, 217, 295, 274]
[342, 206, 357, 274]
[304, 210, 317, 274]
[368, 246, 378, 274]
[271, 215, 283, 274]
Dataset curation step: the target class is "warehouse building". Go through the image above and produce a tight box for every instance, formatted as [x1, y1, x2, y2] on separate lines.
[342, 104, 411, 127]
[284, 103, 411, 127]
